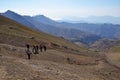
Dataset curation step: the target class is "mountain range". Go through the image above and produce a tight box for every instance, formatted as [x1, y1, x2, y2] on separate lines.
[0, 14, 86, 51]
[1, 14, 120, 80]
[1, 10, 120, 46]
[60, 16, 120, 24]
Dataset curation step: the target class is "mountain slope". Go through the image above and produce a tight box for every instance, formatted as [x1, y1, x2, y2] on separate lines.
[32, 15, 58, 25]
[2, 10, 120, 40]
[91, 39, 120, 52]
[0, 15, 87, 52]
[24, 16, 102, 45]
[5, 10, 120, 45]
[1, 10, 37, 30]
[0, 15, 120, 80]
[61, 23, 120, 39]
[1, 10, 101, 45]
[31, 14, 120, 39]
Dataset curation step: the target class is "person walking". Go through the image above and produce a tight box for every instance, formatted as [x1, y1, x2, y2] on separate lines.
[25, 48, 31, 60]
[32, 45, 39, 54]
[25, 44, 31, 60]
[36, 45, 39, 54]
[43, 45, 47, 52]
[40, 45, 43, 52]
[40, 43, 47, 52]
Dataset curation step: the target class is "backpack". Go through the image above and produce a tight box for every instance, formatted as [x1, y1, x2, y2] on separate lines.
[26, 49, 31, 54]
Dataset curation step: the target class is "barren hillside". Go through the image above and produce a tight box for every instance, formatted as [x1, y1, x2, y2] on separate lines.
[0, 44, 120, 80]
[0, 15, 120, 80]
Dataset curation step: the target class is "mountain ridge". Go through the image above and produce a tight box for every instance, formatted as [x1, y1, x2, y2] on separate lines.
[1, 10, 102, 45]
[60, 16, 120, 24]
[0, 11, 120, 80]
[0, 15, 87, 52]
[1, 10, 120, 46]
[1, 10, 37, 30]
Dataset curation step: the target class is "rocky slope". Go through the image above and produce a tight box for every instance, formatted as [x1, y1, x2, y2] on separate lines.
[0, 15, 120, 80]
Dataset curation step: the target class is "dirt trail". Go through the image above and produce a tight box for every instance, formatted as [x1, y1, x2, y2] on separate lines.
[0, 44, 120, 80]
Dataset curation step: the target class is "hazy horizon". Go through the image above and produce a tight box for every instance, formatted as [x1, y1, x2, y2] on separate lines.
[0, 0, 120, 20]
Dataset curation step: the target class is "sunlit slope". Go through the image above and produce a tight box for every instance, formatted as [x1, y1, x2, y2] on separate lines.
[109, 46, 120, 53]
[0, 15, 86, 51]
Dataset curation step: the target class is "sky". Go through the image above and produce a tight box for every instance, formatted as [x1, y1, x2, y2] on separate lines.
[0, 0, 120, 20]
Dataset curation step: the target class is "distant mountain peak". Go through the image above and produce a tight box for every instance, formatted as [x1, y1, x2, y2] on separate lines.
[32, 14, 58, 25]
[33, 15, 50, 20]
[1, 10, 37, 30]
[35, 15, 45, 17]
[6, 10, 12, 12]
[5, 10, 16, 14]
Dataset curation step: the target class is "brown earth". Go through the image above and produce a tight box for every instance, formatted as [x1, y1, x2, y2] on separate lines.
[0, 44, 120, 80]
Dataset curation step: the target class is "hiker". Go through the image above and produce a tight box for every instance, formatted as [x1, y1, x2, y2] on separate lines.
[25, 44, 31, 60]
[32, 45, 39, 54]
[36, 45, 39, 54]
[26, 44, 30, 49]
[40, 43, 47, 52]
[40, 45, 43, 52]
[43, 45, 47, 51]
[32, 45, 36, 54]
[25, 48, 31, 60]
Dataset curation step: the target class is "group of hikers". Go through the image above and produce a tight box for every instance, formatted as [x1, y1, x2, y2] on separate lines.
[25, 43, 47, 60]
